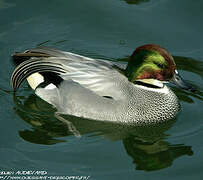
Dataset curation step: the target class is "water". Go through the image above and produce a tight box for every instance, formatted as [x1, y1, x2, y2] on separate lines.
[0, 0, 203, 179]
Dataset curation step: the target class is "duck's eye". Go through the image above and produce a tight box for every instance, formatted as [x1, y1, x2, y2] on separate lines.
[154, 62, 165, 68]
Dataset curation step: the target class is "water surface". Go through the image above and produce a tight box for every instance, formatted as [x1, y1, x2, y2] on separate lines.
[0, 0, 203, 179]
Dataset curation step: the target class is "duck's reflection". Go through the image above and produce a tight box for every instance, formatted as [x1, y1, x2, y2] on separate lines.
[124, 137, 192, 171]
[13, 92, 193, 171]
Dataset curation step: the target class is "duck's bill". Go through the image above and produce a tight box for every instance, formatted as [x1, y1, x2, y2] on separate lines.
[170, 71, 195, 92]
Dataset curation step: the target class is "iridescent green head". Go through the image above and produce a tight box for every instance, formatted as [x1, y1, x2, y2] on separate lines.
[126, 44, 176, 82]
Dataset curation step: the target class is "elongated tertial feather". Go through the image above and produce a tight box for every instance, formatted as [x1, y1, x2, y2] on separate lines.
[11, 58, 67, 91]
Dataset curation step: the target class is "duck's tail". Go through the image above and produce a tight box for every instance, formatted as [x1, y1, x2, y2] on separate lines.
[11, 47, 66, 91]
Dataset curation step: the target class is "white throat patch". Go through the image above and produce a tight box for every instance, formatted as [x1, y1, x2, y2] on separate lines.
[135, 79, 164, 88]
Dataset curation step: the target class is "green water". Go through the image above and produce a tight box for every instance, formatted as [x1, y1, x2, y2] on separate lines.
[0, 0, 203, 179]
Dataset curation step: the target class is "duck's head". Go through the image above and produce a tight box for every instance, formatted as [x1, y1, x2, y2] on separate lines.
[126, 44, 194, 91]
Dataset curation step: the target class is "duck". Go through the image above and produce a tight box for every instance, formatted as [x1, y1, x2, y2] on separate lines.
[11, 44, 194, 124]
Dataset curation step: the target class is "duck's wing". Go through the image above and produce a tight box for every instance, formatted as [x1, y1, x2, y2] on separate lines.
[59, 59, 129, 100]
[11, 47, 129, 100]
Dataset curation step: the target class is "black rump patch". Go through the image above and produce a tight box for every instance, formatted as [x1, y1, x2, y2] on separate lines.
[41, 72, 63, 87]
